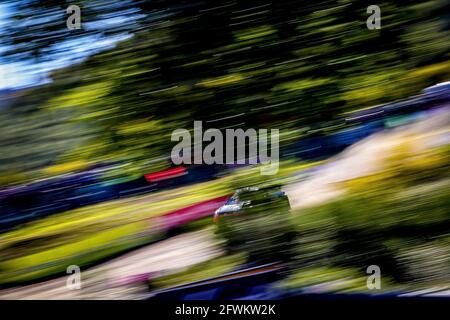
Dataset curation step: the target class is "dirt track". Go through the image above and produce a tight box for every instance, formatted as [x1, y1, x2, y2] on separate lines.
[0, 228, 221, 300]
[284, 106, 450, 209]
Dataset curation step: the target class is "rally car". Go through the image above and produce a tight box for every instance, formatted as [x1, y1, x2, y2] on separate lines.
[213, 185, 290, 221]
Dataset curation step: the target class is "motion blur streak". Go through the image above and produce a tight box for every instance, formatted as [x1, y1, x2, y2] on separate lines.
[0, 0, 449, 299]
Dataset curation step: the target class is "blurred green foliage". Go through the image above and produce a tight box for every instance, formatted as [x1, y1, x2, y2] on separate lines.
[290, 143, 450, 288]
[1, 0, 449, 185]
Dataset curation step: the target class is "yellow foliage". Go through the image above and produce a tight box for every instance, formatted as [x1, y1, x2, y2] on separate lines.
[47, 82, 114, 110]
[274, 78, 329, 92]
[198, 74, 245, 88]
[235, 25, 276, 41]
[42, 160, 89, 175]
[407, 61, 450, 81]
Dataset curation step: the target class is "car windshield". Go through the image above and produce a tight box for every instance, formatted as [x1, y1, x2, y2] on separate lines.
[225, 197, 238, 205]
